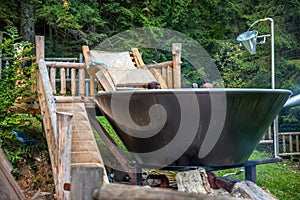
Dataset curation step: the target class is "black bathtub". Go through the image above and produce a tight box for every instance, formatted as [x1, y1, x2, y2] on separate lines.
[94, 88, 291, 168]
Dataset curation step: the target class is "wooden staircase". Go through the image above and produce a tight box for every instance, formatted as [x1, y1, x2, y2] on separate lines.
[56, 102, 107, 171]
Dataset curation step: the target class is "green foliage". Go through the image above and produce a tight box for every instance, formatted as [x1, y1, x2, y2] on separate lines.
[0, 27, 37, 130]
[216, 149, 300, 200]
[96, 116, 128, 152]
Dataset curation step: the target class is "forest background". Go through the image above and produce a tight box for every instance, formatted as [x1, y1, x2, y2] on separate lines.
[0, 1, 299, 198]
[0, 0, 299, 141]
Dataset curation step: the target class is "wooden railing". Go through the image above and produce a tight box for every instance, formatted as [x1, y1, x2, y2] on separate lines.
[278, 132, 300, 156]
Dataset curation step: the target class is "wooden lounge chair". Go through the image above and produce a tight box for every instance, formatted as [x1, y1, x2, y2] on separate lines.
[82, 46, 168, 91]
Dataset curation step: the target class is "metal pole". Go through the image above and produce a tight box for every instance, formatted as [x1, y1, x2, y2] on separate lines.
[261, 18, 278, 157]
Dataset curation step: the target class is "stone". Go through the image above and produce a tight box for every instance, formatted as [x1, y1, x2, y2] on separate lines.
[231, 180, 278, 200]
[176, 168, 214, 194]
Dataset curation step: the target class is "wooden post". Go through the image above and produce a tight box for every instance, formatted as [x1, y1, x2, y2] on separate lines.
[0, 148, 26, 200]
[79, 68, 85, 96]
[70, 166, 104, 200]
[167, 66, 173, 88]
[60, 68, 66, 96]
[131, 48, 168, 89]
[34, 36, 45, 93]
[57, 112, 73, 200]
[172, 43, 181, 88]
[90, 75, 95, 96]
[50, 68, 56, 95]
[71, 68, 76, 96]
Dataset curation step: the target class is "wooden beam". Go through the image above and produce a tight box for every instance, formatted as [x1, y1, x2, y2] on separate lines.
[172, 43, 182, 88]
[57, 112, 73, 200]
[146, 61, 173, 69]
[70, 166, 104, 200]
[0, 148, 26, 200]
[131, 48, 168, 89]
[93, 183, 236, 200]
[45, 61, 85, 69]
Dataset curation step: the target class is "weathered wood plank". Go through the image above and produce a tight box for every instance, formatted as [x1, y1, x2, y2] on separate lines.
[0, 148, 26, 200]
[45, 61, 85, 69]
[60, 68, 66, 96]
[172, 43, 182, 88]
[93, 183, 237, 200]
[70, 166, 104, 200]
[131, 48, 168, 89]
[50, 68, 56, 95]
[57, 112, 73, 200]
[71, 68, 76, 96]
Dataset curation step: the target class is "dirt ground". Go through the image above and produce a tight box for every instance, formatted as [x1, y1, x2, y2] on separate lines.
[16, 150, 55, 199]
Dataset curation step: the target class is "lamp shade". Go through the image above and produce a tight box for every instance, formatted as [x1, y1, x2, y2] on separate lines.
[237, 30, 258, 55]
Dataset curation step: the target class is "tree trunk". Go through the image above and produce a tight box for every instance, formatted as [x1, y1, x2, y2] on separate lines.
[20, 1, 35, 44]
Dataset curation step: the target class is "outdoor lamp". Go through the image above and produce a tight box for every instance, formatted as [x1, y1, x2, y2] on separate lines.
[237, 18, 279, 157]
[236, 18, 275, 89]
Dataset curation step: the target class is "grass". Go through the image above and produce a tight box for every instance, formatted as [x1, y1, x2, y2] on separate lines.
[96, 116, 300, 199]
[216, 148, 300, 200]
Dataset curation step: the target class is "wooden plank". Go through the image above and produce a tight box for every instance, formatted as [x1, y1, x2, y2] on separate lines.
[162, 66, 167, 83]
[289, 134, 293, 153]
[282, 135, 286, 153]
[9, 104, 40, 114]
[167, 66, 173, 88]
[50, 68, 56, 95]
[71, 68, 76, 96]
[93, 183, 237, 200]
[70, 166, 104, 200]
[146, 61, 173, 69]
[0, 148, 26, 200]
[60, 68, 66, 96]
[79, 68, 85, 96]
[71, 152, 102, 165]
[57, 112, 73, 200]
[37, 57, 59, 196]
[72, 131, 95, 142]
[72, 141, 99, 152]
[172, 43, 182, 88]
[131, 48, 168, 89]
[45, 61, 85, 69]
[296, 135, 299, 152]
[278, 132, 300, 135]
[95, 70, 116, 91]
[90, 75, 95, 96]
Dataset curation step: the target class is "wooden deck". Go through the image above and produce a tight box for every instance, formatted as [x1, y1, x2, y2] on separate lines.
[56, 102, 108, 172]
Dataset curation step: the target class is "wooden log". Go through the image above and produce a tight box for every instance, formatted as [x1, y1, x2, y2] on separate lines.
[90, 75, 95, 96]
[161, 66, 167, 84]
[146, 61, 173, 69]
[172, 43, 182, 88]
[57, 112, 73, 200]
[60, 68, 66, 96]
[71, 68, 76, 96]
[70, 166, 104, 200]
[131, 48, 168, 89]
[93, 183, 237, 200]
[33, 36, 45, 93]
[45, 61, 85, 69]
[9, 104, 40, 114]
[50, 68, 56, 95]
[38, 58, 59, 196]
[0, 148, 26, 200]
[46, 57, 79, 62]
[296, 135, 299, 152]
[167, 66, 173, 88]
[79, 68, 85, 96]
